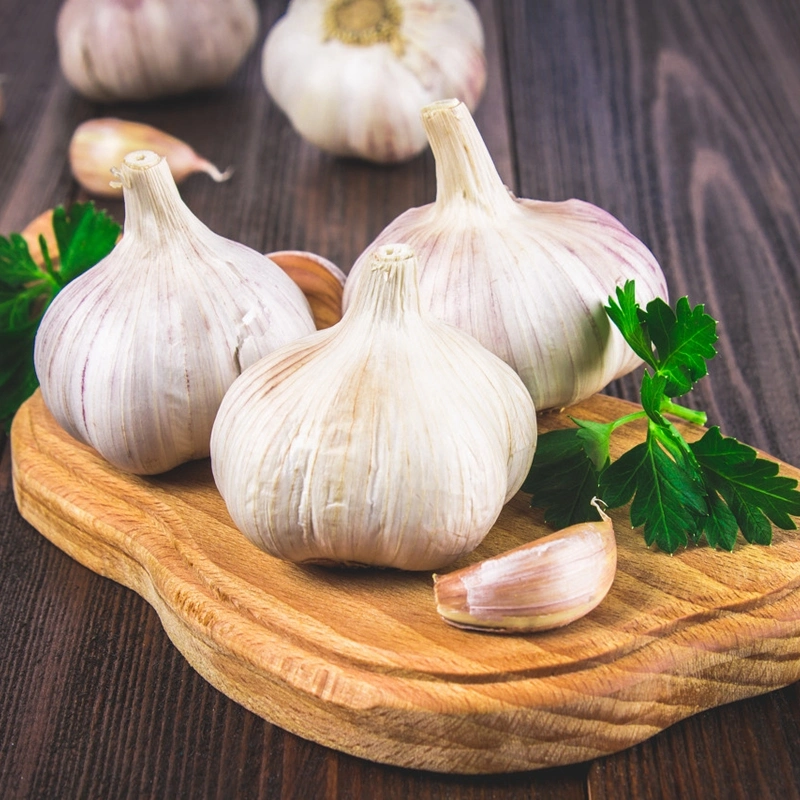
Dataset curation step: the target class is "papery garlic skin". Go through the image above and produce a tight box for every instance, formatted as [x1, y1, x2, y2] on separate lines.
[262, 0, 486, 163]
[34, 150, 315, 475]
[70, 119, 231, 197]
[57, 0, 259, 102]
[343, 99, 669, 409]
[211, 243, 537, 571]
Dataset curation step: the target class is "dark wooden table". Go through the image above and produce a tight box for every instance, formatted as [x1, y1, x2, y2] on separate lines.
[3, 0, 800, 797]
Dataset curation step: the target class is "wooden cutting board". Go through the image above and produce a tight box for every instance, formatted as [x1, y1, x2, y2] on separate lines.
[11, 386, 800, 774]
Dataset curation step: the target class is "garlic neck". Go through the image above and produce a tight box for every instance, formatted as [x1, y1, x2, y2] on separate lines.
[323, 0, 404, 54]
[346, 243, 422, 324]
[115, 150, 199, 244]
[422, 99, 515, 217]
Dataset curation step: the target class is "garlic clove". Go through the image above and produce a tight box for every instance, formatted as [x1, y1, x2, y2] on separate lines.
[70, 118, 232, 198]
[343, 99, 669, 409]
[262, 0, 486, 163]
[34, 150, 316, 475]
[433, 504, 617, 633]
[57, 0, 260, 102]
[266, 250, 346, 329]
[211, 242, 537, 571]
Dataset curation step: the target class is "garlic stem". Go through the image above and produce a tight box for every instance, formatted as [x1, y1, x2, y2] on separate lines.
[116, 151, 198, 245]
[346, 243, 422, 323]
[421, 99, 515, 216]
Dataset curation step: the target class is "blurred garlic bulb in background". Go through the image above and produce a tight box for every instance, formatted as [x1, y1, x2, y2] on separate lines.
[56, 0, 260, 101]
[211, 243, 537, 571]
[69, 118, 231, 197]
[262, 0, 486, 163]
[35, 150, 316, 475]
[343, 99, 669, 409]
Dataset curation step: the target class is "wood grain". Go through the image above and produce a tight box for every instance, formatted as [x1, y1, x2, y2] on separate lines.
[11, 388, 800, 774]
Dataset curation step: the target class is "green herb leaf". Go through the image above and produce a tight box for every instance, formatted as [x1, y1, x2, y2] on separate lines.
[599, 426, 707, 552]
[691, 427, 800, 542]
[525, 279, 800, 554]
[54, 202, 121, 283]
[521, 429, 602, 528]
[0, 203, 120, 432]
[645, 295, 718, 397]
[604, 281, 657, 369]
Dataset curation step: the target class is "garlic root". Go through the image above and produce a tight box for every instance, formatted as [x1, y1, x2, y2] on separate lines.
[69, 119, 232, 197]
[433, 503, 617, 632]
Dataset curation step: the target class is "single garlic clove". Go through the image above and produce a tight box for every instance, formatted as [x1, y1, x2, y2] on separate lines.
[262, 0, 487, 163]
[266, 250, 346, 329]
[69, 119, 232, 197]
[57, 0, 260, 102]
[433, 505, 617, 633]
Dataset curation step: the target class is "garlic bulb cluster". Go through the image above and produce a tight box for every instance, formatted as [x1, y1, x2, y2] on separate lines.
[56, 0, 259, 102]
[262, 0, 486, 163]
[434, 502, 617, 632]
[34, 150, 316, 475]
[70, 119, 231, 198]
[211, 243, 537, 571]
[343, 99, 669, 410]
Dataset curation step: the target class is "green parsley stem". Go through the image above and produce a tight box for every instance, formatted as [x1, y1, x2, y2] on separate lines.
[661, 400, 707, 426]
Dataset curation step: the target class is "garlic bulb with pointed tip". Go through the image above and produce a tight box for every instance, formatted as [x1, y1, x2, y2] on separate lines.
[34, 150, 316, 475]
[56, 0, 259, 101]
[211, 243, 537, 571]
[262, 0, 486, 163]
[343, 99, 669, 409]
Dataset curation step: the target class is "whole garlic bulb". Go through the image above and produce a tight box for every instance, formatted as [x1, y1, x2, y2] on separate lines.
[211, 243, 537, 571]
[262, 0, 486, 163]
[343, 99, 669, 410]
[56, 0, 259, 101]
[34, 150, 316, 475]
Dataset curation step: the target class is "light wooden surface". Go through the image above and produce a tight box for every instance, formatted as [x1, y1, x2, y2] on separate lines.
[11, 388, 800, 774]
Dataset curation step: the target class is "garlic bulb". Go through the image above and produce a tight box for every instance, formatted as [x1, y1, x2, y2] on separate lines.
[343, 99, 669, 409]
[70, 119, 231, 198]
[34, 150, 316, 475]
[211, 243, 537, 571]
[262, 0, 486, 163]
[434, 502, 617, 632]
[56, 0, 259, 101]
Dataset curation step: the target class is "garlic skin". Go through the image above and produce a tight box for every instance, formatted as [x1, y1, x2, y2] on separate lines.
[70, 119, 231, 198]
[262, 0, 486, 163]
[56, 0, 259, 102]
[211, 243, 537, 571]
[434, 504, 617, 632]
[34, 150, 316, 475]
[343, 99, 669, 409]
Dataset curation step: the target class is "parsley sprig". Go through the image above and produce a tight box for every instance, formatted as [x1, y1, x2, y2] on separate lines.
[523, 280, 800, 553]
[0, 202, 120, 431]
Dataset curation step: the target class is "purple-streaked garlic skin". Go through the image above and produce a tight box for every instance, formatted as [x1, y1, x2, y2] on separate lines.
[433, 511, 617, 633]
[262, 0, 486, 163]
[34, 150, 315, 476]
[343, 99, 668, 410]
[57, 0, 260, 102]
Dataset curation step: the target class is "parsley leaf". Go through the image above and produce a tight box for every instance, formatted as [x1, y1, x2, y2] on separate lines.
[524, 279, 800, 553]
[521, 429, 602, 529]
[0, 202, 120, 431]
